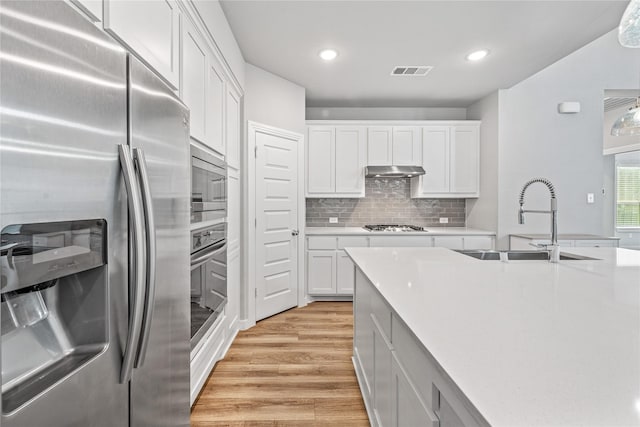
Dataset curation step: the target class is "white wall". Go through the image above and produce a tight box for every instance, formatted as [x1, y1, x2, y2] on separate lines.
[466, 91, 501, 233]
[306, 107, 467, 121]
[494, 29, 640, 248]
[192, 0, 245, 89]
[244, 63, 306, 135]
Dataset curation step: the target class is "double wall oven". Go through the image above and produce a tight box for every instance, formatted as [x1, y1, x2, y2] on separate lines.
[190, 146, 227, 349]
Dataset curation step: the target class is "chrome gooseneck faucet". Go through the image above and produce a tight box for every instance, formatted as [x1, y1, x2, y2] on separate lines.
[518, 178, 559, 263]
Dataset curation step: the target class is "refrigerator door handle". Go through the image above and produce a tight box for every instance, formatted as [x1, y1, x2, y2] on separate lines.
[118, 144, 148, 384]
[133, 147, 157, 368]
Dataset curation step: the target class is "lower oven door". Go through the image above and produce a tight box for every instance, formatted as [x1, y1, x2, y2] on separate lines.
[190, 240, 227, 348]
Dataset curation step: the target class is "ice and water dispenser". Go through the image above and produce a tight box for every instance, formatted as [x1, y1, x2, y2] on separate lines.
[1, 219, 108, 413]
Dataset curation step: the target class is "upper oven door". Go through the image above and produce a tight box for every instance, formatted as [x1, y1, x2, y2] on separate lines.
[191, 146, 227, 223]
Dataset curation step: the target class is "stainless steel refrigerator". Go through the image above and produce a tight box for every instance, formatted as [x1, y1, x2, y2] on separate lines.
[0, 2, 190, 426]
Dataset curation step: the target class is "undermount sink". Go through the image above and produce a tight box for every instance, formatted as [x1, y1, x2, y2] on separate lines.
[454, 250, 599, 261]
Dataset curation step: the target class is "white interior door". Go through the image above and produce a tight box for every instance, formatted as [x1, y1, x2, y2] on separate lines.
[255, 128, 299, 320]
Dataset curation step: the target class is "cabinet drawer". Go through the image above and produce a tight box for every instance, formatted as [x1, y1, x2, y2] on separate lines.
[307, 236, 337, 250]
[338, 236, 369, 249]
[433, 236, 464, 249]
[369, 236, 432, 247]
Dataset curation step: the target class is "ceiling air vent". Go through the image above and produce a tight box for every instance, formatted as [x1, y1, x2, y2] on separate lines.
[391, 66, 433, 77]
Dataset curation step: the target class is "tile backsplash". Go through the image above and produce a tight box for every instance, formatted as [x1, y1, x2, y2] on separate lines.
[306, 178, 466, 227]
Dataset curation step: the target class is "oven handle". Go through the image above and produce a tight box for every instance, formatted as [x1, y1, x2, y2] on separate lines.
[192, 201, 227, 211]
[190, 240, 227, 270]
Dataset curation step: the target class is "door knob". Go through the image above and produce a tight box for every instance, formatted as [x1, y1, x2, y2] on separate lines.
[291, 229, 299, 236]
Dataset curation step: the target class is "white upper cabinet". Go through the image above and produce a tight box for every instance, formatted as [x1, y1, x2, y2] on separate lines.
[104, 0, 180, 89]
[367, 126, 393, 165]
[180, 16, 230, 156]
[411, 124, 480, 198]
[307, 126, 335, 194]
[420, 126, 450, 194]
[307, 126, 366, 197]
[180, 17, 207, 144]
[367, 126, 421, 166]
[208, 54, 226, 157]
[450, 126, 479, 194]
[225, 85, 241, 169]
[335, 127, 366, 194]
[392, 126, 421, 166]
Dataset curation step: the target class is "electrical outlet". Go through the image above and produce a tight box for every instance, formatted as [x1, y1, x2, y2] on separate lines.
[587, 193, 595, 204]
[439, 217, 449, 224]
[329, 217, 338, 223]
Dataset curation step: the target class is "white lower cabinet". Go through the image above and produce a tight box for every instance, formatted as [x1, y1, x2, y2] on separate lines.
[306, 236, 368, 296]
[336, 251, 355, 294]
[354, 269, 485, 427]
[307, 250, 336, 294]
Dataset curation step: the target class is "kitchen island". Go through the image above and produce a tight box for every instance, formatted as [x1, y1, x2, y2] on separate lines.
[346, 246, 640, 426]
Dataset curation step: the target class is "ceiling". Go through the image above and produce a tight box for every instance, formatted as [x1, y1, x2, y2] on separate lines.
[220, 1, 629, 108]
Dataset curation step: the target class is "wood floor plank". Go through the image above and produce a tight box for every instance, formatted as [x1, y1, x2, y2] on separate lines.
[190, 302, 369, 425]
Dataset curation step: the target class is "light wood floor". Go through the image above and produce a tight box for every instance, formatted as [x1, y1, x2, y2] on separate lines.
[190, 302, 369, 426]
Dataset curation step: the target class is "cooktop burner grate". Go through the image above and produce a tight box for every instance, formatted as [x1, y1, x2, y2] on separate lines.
[363, 224, 427, 232]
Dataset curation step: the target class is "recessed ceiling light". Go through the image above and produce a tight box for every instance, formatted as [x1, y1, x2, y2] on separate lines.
[466, 49, 490, 61]
[319, 49, 338, 61]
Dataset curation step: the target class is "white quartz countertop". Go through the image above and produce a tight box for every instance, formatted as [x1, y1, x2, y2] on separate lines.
[305, 226, 495, 236]
[510, 233, 621, 240]
[345, 246, 640, 427]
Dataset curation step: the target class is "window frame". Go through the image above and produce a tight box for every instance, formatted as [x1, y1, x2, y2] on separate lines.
[615, 159, 640, 231]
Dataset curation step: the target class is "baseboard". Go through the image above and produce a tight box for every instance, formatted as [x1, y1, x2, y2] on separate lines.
[307, 295, 353, 302]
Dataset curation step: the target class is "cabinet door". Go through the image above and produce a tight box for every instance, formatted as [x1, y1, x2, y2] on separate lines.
[207, 54, 226, 156]
[420, 126, 450, 194]
[368, 126, 392, 166]
[307, 127, 335, 194]
[180, 18, 207, 143]
[104, 0, 180, 88]
[354, 269, 374, 401]
[433, 236, 464, 250]
[391, 355, 439, 427]
[450, 126, 479, 195]
[335, 127, 366, 195]
[225, 85, 242, 165]
[392, 127, 421, 166]
[336, 250, 355, 295]
[373, 316, 392, 427]
[307, 251, 336, 294]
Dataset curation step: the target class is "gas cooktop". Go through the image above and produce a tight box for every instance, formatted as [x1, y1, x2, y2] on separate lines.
[363, 224, 427, 232]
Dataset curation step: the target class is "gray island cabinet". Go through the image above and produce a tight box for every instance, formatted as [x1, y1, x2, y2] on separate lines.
[353, 267, 487, 427]
[347, 246, 640, 427]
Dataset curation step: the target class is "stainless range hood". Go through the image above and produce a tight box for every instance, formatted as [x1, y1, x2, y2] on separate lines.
[365, 165, 426, 178]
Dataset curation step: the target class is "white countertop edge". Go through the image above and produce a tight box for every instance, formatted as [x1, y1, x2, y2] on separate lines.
[305, 226, 495, 236]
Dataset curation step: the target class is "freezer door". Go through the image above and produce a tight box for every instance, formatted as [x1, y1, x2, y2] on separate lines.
[0, 1, 129, 426]
[128, 56, 191, 427]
